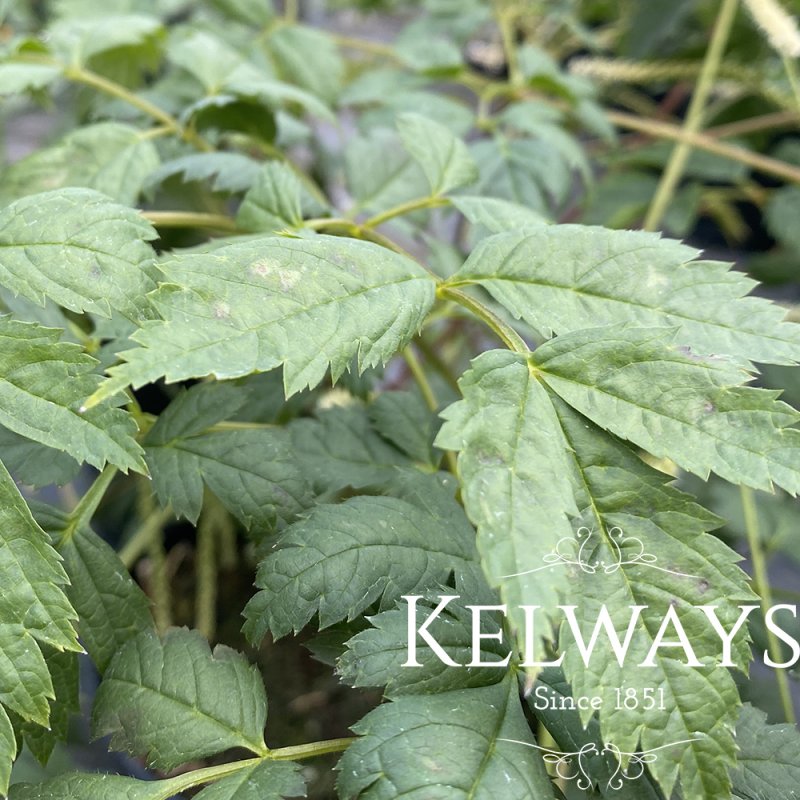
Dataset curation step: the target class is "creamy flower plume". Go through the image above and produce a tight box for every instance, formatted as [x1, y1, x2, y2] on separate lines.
[744, 0, 800, 57]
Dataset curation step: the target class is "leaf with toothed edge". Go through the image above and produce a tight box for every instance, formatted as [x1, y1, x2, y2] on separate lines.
[84, 234, 436, 407]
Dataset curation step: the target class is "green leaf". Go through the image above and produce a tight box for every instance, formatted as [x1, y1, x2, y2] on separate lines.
[396, 112, 478, 196]
[338, 593, 508, 697]
[236, 162, 303, 233]
[534, 325, 800, 494]
[145, 152, 263, 195]
[206, 0, 274, 26]
[550, 397, 750, 800]
[766, 186, 800, 255]
[451, 195, 548, 234]
[345, 128, 429, 215]
[449, 226, 800, 365]
[289, 405, 414, 493]
[243, 492, 478, 642]
[92, 628, 268, 770]
[88, 234, 436, 404]
[48, 14, 163, 65]
[0, 426, 81, 488]
[368, 390, 438, 466]
[336, 675, 555, 799]
[144, 382, 312, 534]
[730, 704, 800, 799]
[0, 319, 145, 472]
[0, 188, 157, 321]
[0, 122, 160, 207]
[8, 773, 176, 800]
[265, 24, 343, 104]
[435, 349, 578, 659]
[33, 503, 154, 674]
[0, 460, 80, 789]
[194, 761, 306, 800]
[0, 62, 61, 95]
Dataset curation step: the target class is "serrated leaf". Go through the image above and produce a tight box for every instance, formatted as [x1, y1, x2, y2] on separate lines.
[368, 390, 438, 466]
[336, 675, 554, 799]
[469, 135, 569, 212]
[451, 195, 548, 234]
[0, 459, 79, 789]
[182, 95, 276, 143]
[265, 24, 343, 104]
[730, 704, 800, 799]
[396, 112, 478, 196]
[338, 594, 508, 697]
[8, 773, 178, 800]
[0, 426, 81, 488]
[449, 226, 800, 365]
[0, 122, 160, 207]
[243, 493, 478, 642]
[534, 325, 800, 494]
[144, 382, 312, 534]
[0, 188, 157, 321]
[194, 760, 306, 800]
[289, 405, 413, 493]
[145, 152, 263, 195]
[435, 349, 578, 659]
[0, 319, 145, 472]
[33, 503, 154, 674]
[236, 162, 303, 233]
[550, 396, 750, 800]
[0, 62, 61, 95]
[88, 235, 436, 404]
[92, 628, 268, 770]
[345, 128, 429, 215]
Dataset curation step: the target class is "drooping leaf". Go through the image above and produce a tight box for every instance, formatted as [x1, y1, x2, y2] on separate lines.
[0, 123, 159, 207]
[8, 773, 175, 800]
[0, 426, 81, 488]
[194, 760, 306, 800]
[436, 349, 578, 659]
[144, 382, 312, 534]
[0, 318, 145, 472]
[730, 703, 800, 799]
[336, 676, 555, 799]
[534, 325, 800, 494]
[236, 162, 303, 233]
[550, 396, 751, 800]
[243, 492, 478, 642]
[0, 62, 61, 95]
[368, 390, 438, 466]
[87, 234, 436, 404]
[766, 185, 800, 255]
[396, 112, 478, 196]
[451, 195, 548, 234]
[449, 226, 800, 365]
[92, 628, 268, 770]
[0, 188, 157, 321]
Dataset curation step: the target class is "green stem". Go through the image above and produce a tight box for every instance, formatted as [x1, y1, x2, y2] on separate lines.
[402, 346, 439, 412]
[607, 110, 800, 185]
[328, 33, 402, 62]
[63, 65, 211, 151]
[494, 3, 522, 86]
[416, 336, 461, 394]
[118, 506, 173, 569]
[268, 737, 355, 760]
[782, 55, 800, 113]
[283, 0, 299, 22]
[741, 486, 797, 724]
[438, 286, 528, 353]
[59, 466, 118, 546]
[143, 211, 240, 232]
[137, 487, 172, 633]
[643, 0, 740, 231]
[364, 196, 450, 228]
[195, 498, 220, 641]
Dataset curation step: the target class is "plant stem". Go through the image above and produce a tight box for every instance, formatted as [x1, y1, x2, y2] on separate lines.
[494, 2, 522, 86]
[706, 109, 800, 138]
[782, 55, 800, 113]
[415, 336, 462, 394]
[328, 33, 402, 62]
[283, 0, 299, 22]
[438, 286, 528, 353]
[268, 737, 355, 760]
[137, 487, 172, 633]
[364, 196, 450, 228]
[63, 65, 211, 151]
[119, 506, 173, 569]
[740, 485, 797, 724]
[195, 498, 220, 641]
[59, 466, 118, 546]
[143, 211, 240, 232]
[643, 0, 740, 231]
[607, 110, 800, 185]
